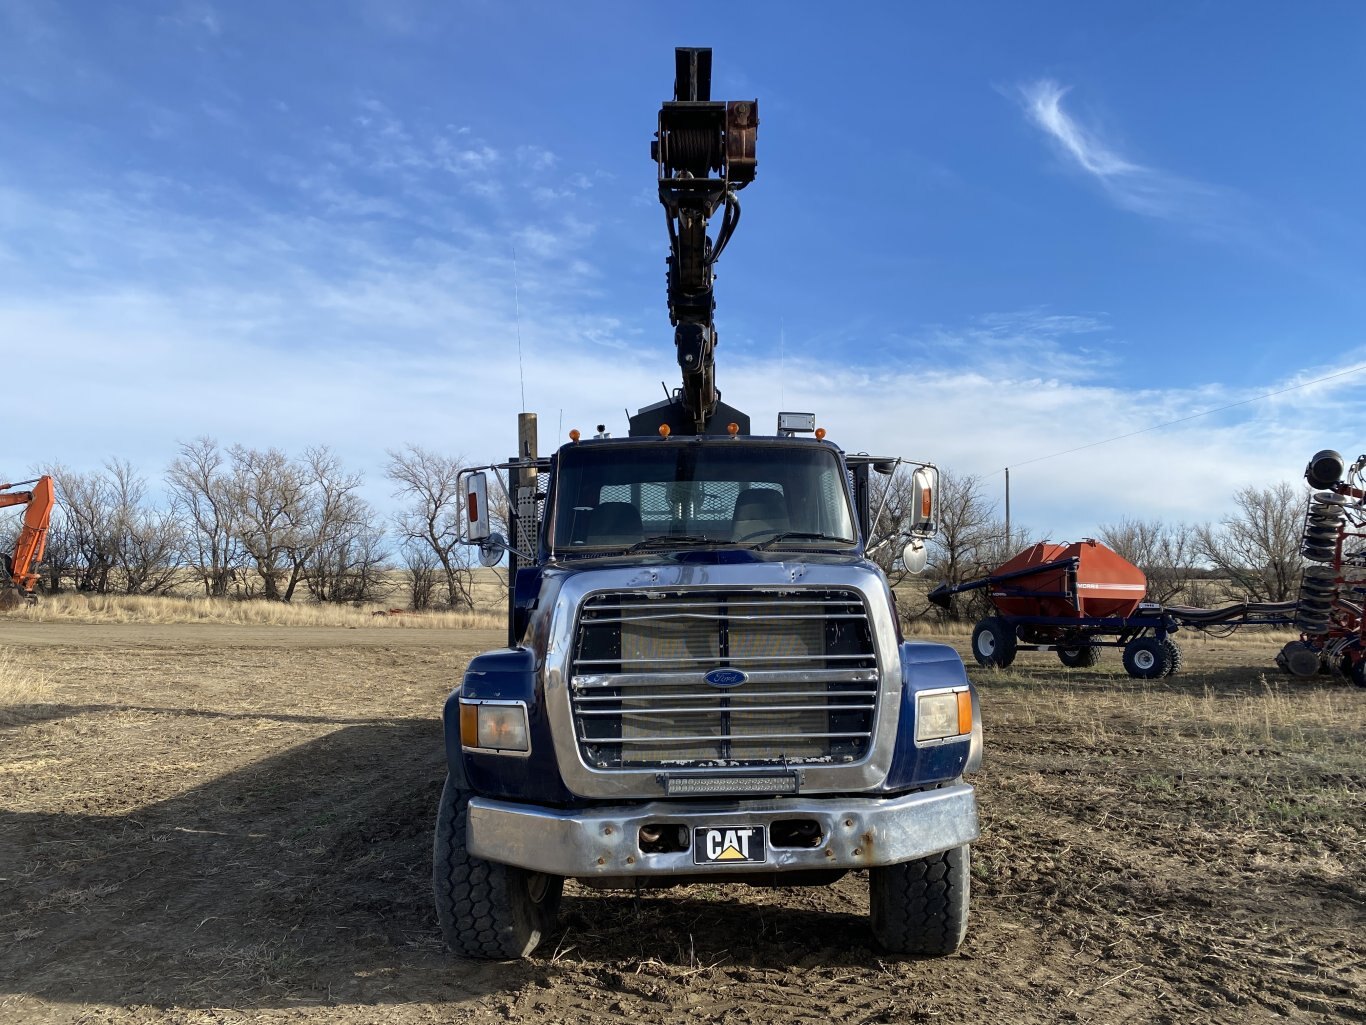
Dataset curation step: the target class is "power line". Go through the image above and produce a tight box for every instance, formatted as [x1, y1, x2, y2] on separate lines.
[1005, 362, 1366, 472]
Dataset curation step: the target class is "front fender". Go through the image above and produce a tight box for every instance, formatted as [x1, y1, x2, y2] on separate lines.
[443, 646, 578, 805]
[881, 641, 978, 791]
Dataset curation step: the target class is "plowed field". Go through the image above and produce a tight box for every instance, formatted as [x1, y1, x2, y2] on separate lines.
[1, 622, 1361, 1024]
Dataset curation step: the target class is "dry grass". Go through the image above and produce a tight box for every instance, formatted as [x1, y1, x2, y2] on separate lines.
[0, 646, 49, 722]
[4, 593, 503, 630]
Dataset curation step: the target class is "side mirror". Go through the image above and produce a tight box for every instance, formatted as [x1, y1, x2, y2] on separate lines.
[465, 471, 491, 542]
[909, 466, 938, 537]
[901, 540, 928, 574]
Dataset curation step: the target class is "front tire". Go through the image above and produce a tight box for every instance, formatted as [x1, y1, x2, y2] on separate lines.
[869, 844, 971, 956]
[432, 774, 563, 959]
[971, 617, 1017, 668]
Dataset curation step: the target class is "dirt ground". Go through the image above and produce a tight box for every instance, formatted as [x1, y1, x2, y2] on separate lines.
[0, 621, 1361, 1024]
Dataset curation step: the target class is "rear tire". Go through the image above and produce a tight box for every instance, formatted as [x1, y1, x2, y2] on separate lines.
[1057, 644, 1099, 669]
[970, 617, 1017, 669]
[1122, 637, 1172, 679]
[869, 844, 970, 956]
[432, 775, 563, 959]
[1159, 638, 1183, 677]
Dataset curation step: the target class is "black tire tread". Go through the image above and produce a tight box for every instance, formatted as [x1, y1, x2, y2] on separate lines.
[869, 844, 970, 956]
[432, 777, 561, 960]
[971, 617, 1017, 669]
[1122, 637, 1172, 679]
[1057, 644, 1099, 669]
[1159, 638, 1183, 677]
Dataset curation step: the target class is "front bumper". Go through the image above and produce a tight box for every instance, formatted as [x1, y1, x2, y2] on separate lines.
[466, 784, 978, 877]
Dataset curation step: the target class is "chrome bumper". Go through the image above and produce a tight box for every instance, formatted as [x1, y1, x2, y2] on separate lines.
[466, 785, 978, 877]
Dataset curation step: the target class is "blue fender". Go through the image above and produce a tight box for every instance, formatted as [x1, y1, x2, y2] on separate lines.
[881, 641, 977, 791]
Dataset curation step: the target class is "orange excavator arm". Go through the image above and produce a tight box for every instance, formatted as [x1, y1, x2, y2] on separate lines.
[1, 475, 54, 604]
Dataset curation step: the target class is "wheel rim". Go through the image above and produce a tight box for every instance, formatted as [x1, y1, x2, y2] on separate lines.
[1134, 649, 1155, 671]
[977, 633, 995, 656]
[526, 872, 552, 905]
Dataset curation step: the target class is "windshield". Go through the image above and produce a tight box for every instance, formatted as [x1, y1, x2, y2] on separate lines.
[550, 442, 857, 552]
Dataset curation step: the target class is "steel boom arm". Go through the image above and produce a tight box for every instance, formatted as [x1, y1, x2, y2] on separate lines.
[651, 47, 757, 434]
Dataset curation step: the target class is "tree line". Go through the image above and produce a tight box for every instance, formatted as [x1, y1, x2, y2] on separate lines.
[3, 442, 1321, 616]
[8, 439, 484, 610]
[869, 470, 1313, 620]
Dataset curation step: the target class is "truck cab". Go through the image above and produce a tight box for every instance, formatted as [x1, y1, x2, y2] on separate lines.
[434, 424, 982, 959]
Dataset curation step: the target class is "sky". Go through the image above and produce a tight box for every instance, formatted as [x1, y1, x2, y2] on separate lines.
[1, 1, 1363, 542]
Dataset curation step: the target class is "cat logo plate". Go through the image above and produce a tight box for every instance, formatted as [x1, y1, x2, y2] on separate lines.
[693, 825, 767, 865]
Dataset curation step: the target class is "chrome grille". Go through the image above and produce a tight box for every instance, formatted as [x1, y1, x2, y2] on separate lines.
[570, 588, 878, 769]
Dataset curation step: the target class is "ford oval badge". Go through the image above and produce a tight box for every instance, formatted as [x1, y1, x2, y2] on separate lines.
[704, 668, 748, 688]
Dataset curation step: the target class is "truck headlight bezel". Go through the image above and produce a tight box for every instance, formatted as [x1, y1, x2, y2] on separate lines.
[459, 699, 531, 755]
[915, 686, 973, 745]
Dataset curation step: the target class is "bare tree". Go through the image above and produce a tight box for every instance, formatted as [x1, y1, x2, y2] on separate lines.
[403, 543, 438, 611]
[1195, 482, 1306, 602]
[1098, 517, 1203, 605]
[300, 448, 390, 604]
[48, 465, 118, 593]
[386, 445, 476, 609]
[227, 445, 312, 601]
[923, 469, 1012, 620]
[105, 460, 182, 595]
[47, 462, 180, 595]
[167, 438, 244, 597]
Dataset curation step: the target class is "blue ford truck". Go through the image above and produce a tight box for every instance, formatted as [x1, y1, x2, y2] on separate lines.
[430, 49, 982, 959]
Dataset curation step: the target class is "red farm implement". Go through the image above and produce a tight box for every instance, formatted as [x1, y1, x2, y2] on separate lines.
[928, 537, 1298, 680]
[1277, 449, 1365, 687]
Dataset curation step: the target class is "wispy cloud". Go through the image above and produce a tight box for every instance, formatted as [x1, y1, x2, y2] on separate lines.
[1018, 79, 1223, 223]
[2, 171, 1357, 540]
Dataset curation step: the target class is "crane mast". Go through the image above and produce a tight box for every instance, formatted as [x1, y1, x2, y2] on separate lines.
[629, 48, 758, 437]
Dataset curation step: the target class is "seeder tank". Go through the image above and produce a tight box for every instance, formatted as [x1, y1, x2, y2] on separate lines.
[990, 540, 1147, 619]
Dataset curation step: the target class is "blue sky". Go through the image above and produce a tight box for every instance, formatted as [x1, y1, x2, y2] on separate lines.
[1, 1, 1363, 540]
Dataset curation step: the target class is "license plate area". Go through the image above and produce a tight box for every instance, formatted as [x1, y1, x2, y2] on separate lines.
[693, 825, 767, 865]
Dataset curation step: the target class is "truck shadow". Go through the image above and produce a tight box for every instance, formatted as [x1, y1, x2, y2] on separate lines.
[2, 714, 934, 1013]
[0, 719, 528, 1010]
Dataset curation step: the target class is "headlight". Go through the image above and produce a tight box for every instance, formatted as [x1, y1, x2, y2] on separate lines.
[459, 700, 530, 753]
[915, 689, 973, 743]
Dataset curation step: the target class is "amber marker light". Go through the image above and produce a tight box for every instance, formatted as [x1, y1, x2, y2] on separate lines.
[727, 422, 740, 436]
[658, 424, 671, 438]
[814, 428, 827, 440]
[569, 429, 581, 442]
[459, 702, 479, 747]
[957, 691, 973, 736]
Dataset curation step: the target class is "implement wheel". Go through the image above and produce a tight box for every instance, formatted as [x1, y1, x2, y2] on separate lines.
[1159, 638, 1183, 677]
[1057, 644, 1099, 669]
[971, 617, 1017, 669]
[432, 775, 562, 959]
[1344, 655, 1366, 690]
[1122, 637, 1172, 679]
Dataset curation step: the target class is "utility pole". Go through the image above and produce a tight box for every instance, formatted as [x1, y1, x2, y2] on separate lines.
[1004, 467, 1011, 550]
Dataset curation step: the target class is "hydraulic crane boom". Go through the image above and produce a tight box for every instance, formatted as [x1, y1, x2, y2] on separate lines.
[630, 48, 758, 437]
[0, 475, 54, 607]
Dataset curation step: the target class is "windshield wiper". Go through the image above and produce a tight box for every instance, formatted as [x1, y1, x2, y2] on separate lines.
[753, 531, 854, 551]
[627, 534, 736, 552]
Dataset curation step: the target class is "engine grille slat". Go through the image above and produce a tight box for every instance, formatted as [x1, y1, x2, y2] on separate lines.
[573, 689, 878, 703]
[570, 587, 879, 769]
[579, 732, 873, 745]
[574, 652, 873, 666]
[575, 703, 876, 716]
